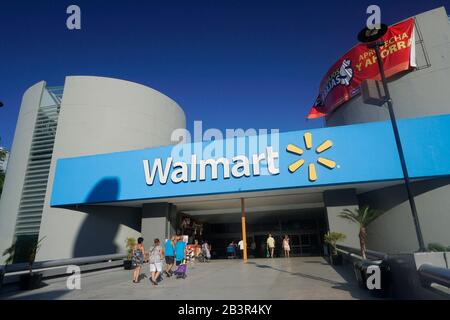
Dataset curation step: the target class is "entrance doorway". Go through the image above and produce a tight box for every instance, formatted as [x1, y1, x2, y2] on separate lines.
[192, 208, 326, 259]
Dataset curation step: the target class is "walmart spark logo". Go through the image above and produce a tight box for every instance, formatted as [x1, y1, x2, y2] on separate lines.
[286, 132, 336, 182]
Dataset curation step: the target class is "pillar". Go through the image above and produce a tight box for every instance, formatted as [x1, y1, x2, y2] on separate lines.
[141, 203, 176, 250]
[241, 198, 248, 261]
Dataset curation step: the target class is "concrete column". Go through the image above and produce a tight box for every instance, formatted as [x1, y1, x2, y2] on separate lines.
[323, 189, 360, 249]
[141, 203, 176, 250]
[169, 205, 177, 236]
[0, 82, 45, 264]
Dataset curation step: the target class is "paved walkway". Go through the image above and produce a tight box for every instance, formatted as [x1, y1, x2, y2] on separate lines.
[0, 257, 375, 300]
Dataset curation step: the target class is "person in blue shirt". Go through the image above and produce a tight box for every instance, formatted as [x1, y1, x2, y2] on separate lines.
[175, 235, 187, 266]
[164, 236, 176, 277]
[227, 241, 237, 258]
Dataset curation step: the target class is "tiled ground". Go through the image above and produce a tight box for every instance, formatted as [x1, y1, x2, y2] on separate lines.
[0, 256, 375, 300]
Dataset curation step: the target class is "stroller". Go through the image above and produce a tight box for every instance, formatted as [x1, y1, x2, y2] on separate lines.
[197, 252, 206, 263]
[174, 259, 187, 279]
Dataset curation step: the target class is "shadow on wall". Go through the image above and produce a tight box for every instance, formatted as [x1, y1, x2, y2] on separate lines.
[72, 177, 125, 257]
[359, 177, 450, 212]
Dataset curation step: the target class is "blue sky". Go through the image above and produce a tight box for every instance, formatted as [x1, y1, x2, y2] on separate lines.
[0, 0, 448, 150]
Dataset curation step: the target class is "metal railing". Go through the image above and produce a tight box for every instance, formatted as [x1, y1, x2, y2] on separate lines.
[336, 244, 388, 261]
[418, 264, 450, 289]
[1, 253, 127, 285]
[0, 254, 127, 287]
[2, 253, 126, 274]
[333, 245, 450, 299]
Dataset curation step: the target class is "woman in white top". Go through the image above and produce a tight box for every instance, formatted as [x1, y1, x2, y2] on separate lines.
[283, 235, 290, 258]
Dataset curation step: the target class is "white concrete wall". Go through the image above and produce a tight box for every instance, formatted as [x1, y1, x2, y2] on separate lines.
[362, 179, 450, 254]
[323, 189, 360, 249]
[0, 82, 45, 264]
[36, 76, 186, 261]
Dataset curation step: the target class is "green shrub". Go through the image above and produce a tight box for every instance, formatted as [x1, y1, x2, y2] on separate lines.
[427, 243, 448, 252]
[125, 237, 137, 260]
[324, 231, 346, 256]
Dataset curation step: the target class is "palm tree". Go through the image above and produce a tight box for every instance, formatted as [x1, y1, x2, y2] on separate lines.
[2, 242, 16, 272]
[27, 237, 46, 274]
[339, 206, 383, 259]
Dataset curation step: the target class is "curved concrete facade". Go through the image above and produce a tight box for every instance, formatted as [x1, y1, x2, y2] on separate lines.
[0, 76, 186, 262]
[37, 76, 185, 261]
[324, 7, 450, 253]
[50, 76, 185, 157]
[0, 82, 46, 264]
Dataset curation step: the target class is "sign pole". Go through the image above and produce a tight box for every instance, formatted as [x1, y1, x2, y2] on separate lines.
[357, 24, 426, 252]
[241, 198, 248, 262]
[371, 41, 426, 252]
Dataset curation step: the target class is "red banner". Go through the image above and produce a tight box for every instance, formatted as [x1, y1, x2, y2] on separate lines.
[307, 18, 416, 119]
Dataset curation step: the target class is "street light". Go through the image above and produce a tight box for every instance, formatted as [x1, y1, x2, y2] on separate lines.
[357, 24, 426, 252]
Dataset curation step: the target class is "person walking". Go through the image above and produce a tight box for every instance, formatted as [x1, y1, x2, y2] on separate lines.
[164, 236, 176, 277]
[226, 241, 236, 259]
[260, 242, 267, 258]
[238, 239, 245, 259]
[193, 239, 201, 261]
[132, 237, 145, 283]
[266, 234, 275, 258]
[202, 240, 211, 261]
[283, 235, 291, 258]
[149, 238, 163, 286]
[175, 235, 187, 266]
[250, 241, 256, 257]
[232, 241, 238, 258]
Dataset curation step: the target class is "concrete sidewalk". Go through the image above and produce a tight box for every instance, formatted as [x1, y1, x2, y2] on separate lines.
[0, 257, 375, 300]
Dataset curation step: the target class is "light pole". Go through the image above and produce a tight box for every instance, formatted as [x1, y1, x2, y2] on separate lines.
[358, 25, 426, 252]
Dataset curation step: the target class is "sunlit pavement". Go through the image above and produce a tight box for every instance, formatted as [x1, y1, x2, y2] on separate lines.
[0, 257, 376, 300]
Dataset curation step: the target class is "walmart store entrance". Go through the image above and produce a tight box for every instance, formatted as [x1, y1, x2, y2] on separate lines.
[176, 194, 327, 259]
[198, 209, 327, 259]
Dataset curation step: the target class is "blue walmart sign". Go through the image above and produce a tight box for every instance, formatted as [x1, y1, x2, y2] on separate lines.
[50, 115, 450, 206]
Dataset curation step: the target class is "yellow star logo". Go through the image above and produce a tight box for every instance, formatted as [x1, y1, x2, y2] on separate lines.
[286, 132, 336, 182]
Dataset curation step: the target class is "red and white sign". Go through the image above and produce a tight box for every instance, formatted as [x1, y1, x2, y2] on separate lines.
[307, 18, 416, 119]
